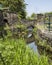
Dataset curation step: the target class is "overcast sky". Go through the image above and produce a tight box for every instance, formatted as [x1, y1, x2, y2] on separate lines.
[25, 0, 52, 16]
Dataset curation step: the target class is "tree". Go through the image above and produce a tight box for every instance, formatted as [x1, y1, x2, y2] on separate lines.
[0, 0, 26, 19]
[27, 13, 36, 20]
[31, 13, 36, 20]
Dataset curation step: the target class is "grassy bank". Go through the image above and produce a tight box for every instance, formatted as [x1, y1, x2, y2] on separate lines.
[33, 27, 52, 52]
[0, 38, 51, 65]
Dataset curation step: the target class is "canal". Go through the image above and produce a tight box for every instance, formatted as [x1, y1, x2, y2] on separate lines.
[26, 26, 52, 63]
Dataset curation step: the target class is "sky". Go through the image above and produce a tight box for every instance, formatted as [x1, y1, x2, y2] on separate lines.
[25, 0, 52, 16]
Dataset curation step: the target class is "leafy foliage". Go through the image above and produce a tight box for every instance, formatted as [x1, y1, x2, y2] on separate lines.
[0, 0, 26, 19]
[27, 13, 36, 20]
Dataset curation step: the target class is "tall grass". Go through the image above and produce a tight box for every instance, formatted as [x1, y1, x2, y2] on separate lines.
[0, 38, 51, 65]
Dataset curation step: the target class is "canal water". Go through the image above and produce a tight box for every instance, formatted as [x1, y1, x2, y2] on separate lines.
[27, 27, 39, 55]
[27, 26, 52, 62]
[27, 42, 39, 54]
[27, 27, 39, 54]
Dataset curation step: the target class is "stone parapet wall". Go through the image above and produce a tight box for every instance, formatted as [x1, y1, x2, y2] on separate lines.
[37, 29, 52, 47]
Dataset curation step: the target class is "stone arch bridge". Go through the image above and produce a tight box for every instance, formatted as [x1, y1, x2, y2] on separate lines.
[21, 19, 36, 28]
[3, 12, 36, 29]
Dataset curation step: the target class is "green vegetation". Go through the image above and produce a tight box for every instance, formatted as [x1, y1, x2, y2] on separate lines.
[27, 13, 36, 20]
[0, 0, 26, 19]
[33, 27, 52, 52]
[0, 0, 52, 65]
[0, 38, 51, 65]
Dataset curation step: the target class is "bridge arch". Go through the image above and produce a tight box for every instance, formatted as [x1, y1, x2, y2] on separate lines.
[27, 25, 34, 29]
[3, 19, 9, 25]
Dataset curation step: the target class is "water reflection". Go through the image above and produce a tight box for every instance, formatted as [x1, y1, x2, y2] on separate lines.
[27, 42, 39, 54]
[27, 33, 32, 38]
[27, 26, 34, 31]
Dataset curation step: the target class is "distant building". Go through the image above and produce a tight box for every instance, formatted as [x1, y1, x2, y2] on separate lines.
[37, 14, 44, 22]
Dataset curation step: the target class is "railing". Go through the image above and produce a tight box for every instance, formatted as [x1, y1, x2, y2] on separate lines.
[44, 15, 52, 31]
